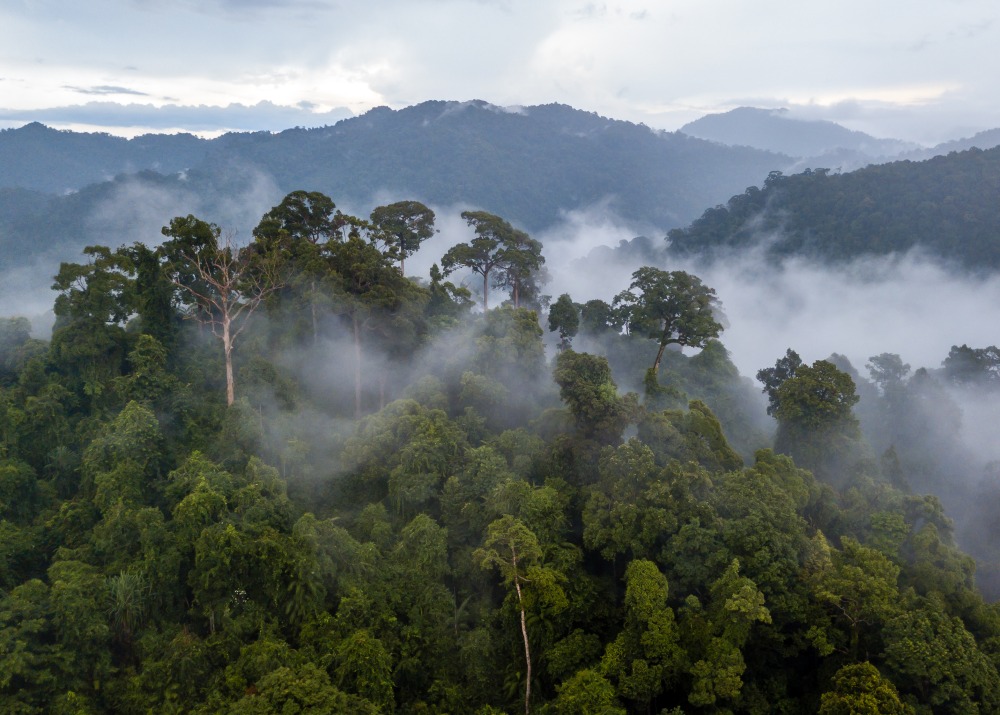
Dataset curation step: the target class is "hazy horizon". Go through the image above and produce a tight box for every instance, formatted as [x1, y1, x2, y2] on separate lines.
[2, 1, 999, 144]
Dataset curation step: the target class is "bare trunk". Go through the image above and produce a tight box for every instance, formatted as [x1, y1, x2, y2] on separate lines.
[512, 549, 531, 715]
[483, 272, 490, 311]
[652, 340, 667, 374]
[223, 316, 235, 406]
[353, 315, 363, 419]
[513, 278, 520, 308]
[310, 279, 318, 345]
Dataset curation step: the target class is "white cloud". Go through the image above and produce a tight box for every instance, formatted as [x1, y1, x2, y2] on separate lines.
[1, 0, 997, 140]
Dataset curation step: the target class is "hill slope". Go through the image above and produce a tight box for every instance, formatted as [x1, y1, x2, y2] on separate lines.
[667, 146, 1000, 269]
[0, 102, 792, 253]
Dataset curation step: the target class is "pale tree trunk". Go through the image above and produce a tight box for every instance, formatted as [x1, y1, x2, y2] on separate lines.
[512, 548, 532, 715]
[223, 315, 235, 406]
[652, 341, 667, 374]
[483, 272, 490, 311]
[353, 315, 363, 419]
[311, 279, 318, 345]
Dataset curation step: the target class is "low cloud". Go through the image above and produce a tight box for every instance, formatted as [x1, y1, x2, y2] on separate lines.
[0, 100, 354, 135]
[538, 215, 1000, 383]
[63, 85, 150, 97]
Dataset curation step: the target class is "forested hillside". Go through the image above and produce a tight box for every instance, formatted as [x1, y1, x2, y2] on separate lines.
[679, 107, 915, 162]
[667, 146, 1000, 269]
[2, 190, 998, 714]
[0, 101, 790, 275]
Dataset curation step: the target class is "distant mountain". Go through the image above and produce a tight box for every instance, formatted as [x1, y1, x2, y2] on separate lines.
[667, 146, 1000, 269]
[917, 128, 1000, 158]
[680, 107, 917, 167]
[0, 122, 208, 193]
[0, 101, 797, 271]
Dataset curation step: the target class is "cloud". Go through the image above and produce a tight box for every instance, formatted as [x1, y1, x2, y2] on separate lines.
[0, 100, 354, 134]
[63, 85, 150, 97]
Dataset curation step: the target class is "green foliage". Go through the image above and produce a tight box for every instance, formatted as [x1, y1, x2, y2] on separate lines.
[553, 669, 626, 715]
[553, 350, 636, 445]
[443, 211, 545, 310]
[818, 662, 910, 715]
[669, 148, 1000, 269]
[1, 192, 998, 714]
[614, 267, 723, 377]
[548, 293, 579, 350]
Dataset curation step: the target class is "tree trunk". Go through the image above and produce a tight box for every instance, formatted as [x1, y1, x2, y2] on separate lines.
[353, 314, 363, 419]
[483, 271, 490, 311]
[311, 279, 318, 345]
[512, 549, 531, 715]
[652, 340, 667, 374]
[223, 316, 235, 406]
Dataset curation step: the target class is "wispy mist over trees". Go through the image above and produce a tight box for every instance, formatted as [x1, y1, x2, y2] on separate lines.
[2, 183, 1000, 713]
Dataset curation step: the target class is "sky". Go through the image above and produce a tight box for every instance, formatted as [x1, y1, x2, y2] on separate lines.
[2, 0, 999, 143]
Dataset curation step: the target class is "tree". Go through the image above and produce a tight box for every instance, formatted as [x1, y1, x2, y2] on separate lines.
[493, 226, 545, 308]
[50, 245, 135, 406]
[882, 595, 1000, 713]
[162, 216, 283, 406]
[811, 536, 900, 658]
[756, 348, 803, 416]
[553, 350, 636, 445]
[600, 559, 683, 710]
[553, 669, 626, 715]
[548, 294, 579, 351]
[613, 267, 722, 376]
[250, 190, 345, 344]
[866, 352, 910, 398]
[818, 662, 909, 715]
[254, 190, 341, 245]
[771, 359, 862, 480]
[442, 211, 543, 311]
[475, 515, 548, 715]
[370, 200, 436, 275]
[941, 343, 1000, 387]
[324, 234, 428, 417]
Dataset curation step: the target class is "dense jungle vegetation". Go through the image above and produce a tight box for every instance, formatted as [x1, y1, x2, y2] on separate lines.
[1, 190, 999, 714]
[668, 145, 1000, 269]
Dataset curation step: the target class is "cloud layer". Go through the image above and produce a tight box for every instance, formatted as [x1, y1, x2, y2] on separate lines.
[2, 1, 999, 141]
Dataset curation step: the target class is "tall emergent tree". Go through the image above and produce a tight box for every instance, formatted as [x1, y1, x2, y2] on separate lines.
[493, 226, 545, 308]
[769, 358, 862, 481]
[614, 267, 723, 375]
[369, 201, 436, 275]
[442, 211, 543, 311]
[756, 348, 803, 416]
[548, 294, 580, 351]
[161, 216, 283, 406]
[251, 190, 343, 343]
[476, 515, 543, 715]
[254, 190, 341, 245]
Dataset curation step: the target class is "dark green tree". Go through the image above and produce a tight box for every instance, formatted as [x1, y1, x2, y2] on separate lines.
[370, 200, 436, 275]
[771, 359, 863, 481]
[442, 211, 543, 311]
[756, 348, 803, 416]
[818, 662, 909, 715]
[553, 350, 636, 445]
[613, 267, 723, 378]
[548, 294, 580, 351]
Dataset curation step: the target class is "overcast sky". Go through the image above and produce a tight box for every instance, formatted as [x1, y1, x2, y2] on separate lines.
[2, 1, 998, 142]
